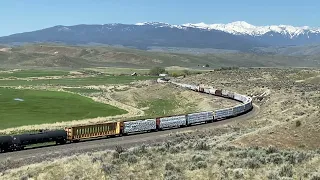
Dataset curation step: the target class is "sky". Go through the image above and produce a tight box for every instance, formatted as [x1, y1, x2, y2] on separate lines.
[0, 0, 319, 36]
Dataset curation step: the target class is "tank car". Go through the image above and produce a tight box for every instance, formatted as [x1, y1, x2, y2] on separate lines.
[0, 136, 13, 152]
[12, 130, 67, 150]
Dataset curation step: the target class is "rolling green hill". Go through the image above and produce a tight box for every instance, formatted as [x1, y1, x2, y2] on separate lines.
[0, 88, 127, 129]
[1, 44, 320, 69]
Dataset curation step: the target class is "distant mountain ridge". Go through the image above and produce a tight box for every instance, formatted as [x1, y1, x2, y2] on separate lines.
[0, 23, 262, 51]
[1, 21, 320, 51]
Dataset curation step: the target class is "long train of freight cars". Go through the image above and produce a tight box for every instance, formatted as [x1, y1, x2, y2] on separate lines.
[0, 82, 253, 153]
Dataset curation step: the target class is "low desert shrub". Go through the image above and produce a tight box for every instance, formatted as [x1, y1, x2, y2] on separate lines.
[279, 164, 293, 177]
[267, 171, 280, 180]
[266, 146, 279, 154]
[310, 172, 320, 180]
[115, 145, 126, 154]
[191, 154, 205, 162]
[127, 154, 138, 164]
[296, 120, 302, 127]
[245, 158, 261, 169]
[101, 163, 114, 174]
[195, 161, 207, 169]
[268, 153, 284, 165]
[194, 141, 210, 151]
[233, 168, 244, 179]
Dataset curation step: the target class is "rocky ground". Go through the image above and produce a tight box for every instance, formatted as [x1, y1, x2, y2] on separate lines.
[1, 68, 320, 180]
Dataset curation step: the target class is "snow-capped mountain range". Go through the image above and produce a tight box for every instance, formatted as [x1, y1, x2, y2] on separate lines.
[1, 21, 320, 51]
[182, 21, 320, 38]
[136, 21, 320, 39]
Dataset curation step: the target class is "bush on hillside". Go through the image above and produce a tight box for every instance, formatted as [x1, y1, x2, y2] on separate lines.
[149, 67, 166, 75]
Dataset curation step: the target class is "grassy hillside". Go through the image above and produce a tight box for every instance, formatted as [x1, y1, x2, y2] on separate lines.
[0, 44, 320, 69]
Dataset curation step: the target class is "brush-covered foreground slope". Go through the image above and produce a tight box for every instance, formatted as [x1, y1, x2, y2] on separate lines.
[1, 44, 320, 69]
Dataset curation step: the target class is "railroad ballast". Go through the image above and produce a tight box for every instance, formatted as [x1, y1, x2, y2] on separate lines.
[0, 81, 253, 153]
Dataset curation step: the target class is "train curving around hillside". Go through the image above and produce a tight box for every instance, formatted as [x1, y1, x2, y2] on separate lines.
[0, 81, 253, 153]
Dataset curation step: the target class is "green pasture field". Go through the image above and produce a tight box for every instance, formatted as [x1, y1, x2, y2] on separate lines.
[63, 88, 103, 94]
[84, 67, 150, 75]
[0, 88, 127, 129]
[0, 70, 70, 78]
[0, 75, 157, 86]
[85, 67, 212, 75]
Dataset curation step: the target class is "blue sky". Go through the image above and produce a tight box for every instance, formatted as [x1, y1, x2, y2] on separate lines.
[0, 0, 319, 36]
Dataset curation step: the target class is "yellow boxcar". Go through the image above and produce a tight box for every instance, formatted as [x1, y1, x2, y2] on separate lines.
[65, 122, 121, 141]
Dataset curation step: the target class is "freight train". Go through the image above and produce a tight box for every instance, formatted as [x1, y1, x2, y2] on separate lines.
[0, 81, 253, 153]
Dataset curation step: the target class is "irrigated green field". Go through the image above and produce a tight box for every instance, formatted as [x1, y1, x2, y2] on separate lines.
[0, 75, 157, 86]
[0, 70, 69, 78]
[0, 88, 127, 129]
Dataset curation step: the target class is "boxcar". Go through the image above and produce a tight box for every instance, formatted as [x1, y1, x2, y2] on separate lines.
[215, 89, 222, 96]
[122, 119, 156, 134]
[233, 105, 245, 116]
[65, 122, 120, 141]
[227, 91, 235, 99]
[208, 88, 217, 95]
[157, 115, 187, 129]
[187, 111, 214, 125]
[203, 88, 210, 94]
[215, 108, 233, 120]
[222, 89, 229, 97]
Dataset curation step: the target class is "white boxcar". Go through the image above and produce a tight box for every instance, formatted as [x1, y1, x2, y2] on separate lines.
[187, 111, 213, 124]
[246, 97, 252, 103]
[233, 105, 245, 115]
[222, 89, 229, 97]
[190, 85, 198, 91]
[227, 91, 235, 99]
[208, 88, 217, 95]
[244, 102, 252, 111]
[227, 108, 234, 116]
[204, 88, 210, 94]
[181, 84, 192, 89]
[234, 93, 245, 102]
[159, 115, 187, 129]
[241, 95, 248, 102]
[215, 108, 229, 119]
[123, 119, 156, 133]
